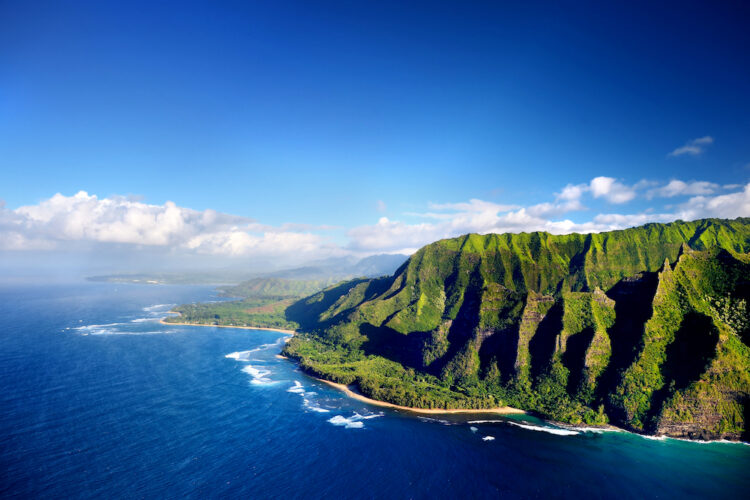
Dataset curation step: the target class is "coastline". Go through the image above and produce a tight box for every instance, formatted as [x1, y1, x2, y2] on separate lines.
[313, 377, 526, 415]
[159, 317, 745, 442]
[159, 317, 296, 335]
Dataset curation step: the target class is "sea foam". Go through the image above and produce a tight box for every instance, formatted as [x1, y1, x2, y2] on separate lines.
[507, 421, 580, 436]
[327, 412, 382, 429]
[143, 304, 174, 312]
[287, 381, 305, 394]
[303, 398, 331, 413]
[242, 365, 274, 385]
[225, 351, 253, 361]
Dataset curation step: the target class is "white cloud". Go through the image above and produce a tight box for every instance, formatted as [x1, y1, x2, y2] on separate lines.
[646, 180, 720, 198]
[0, 191, 335, 261]
[4, 180, 749, 262]
[668, 136, 714, 157]
[376, 200, 387, 212]
[557, 183, 587, 201]
[555, 177, 638, 205]
[589, 176, 637, 204]
[675, 183, 750, 220]
[347, 182, 750, 252]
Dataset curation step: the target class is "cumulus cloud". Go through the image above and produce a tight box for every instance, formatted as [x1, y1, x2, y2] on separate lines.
[557, 183, 587, 201]
[3, 180, 749, 262]
[646, 180, 719, 199]
[347, 181, 750, 252]
[555, 177, 637, 205]
[668, 136, 714, 157]
[589, 176, 637, 204]
[674, 183, 750, 220]
[0, 191, 334, 261]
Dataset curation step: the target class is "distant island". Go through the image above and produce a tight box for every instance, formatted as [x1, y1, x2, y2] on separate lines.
[165, 218, 750, 441]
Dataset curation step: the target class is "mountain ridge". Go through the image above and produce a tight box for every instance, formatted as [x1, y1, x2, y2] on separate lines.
[282, 217, 750, 440]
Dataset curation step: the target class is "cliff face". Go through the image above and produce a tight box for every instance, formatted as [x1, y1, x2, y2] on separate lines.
[284, 218, 750, 439]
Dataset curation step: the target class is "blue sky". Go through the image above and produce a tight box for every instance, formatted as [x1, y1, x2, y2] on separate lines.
[1, 1, 749, 271]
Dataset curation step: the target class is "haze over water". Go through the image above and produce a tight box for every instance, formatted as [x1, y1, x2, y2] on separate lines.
[0, 282, 747, 498]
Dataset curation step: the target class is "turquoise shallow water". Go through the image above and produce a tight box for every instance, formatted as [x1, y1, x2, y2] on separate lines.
[1, 283, 748, 499]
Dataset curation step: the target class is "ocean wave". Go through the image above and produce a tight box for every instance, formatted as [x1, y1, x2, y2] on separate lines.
[639, 434, 668, 441]
[672, 438, 750, 446]
[143, 304, 174, 312]
[242, 365, 274, 385]
[131, 317, 159, 323]
[482, 436, 495, 441]
[569, 426, 620, 434]
[225, 351, 254, 361]
[328, 415, 364, 429]
[74, 322, 126, 330]
[470, 426, 478, 433]
[287, 381, 305, 394]
[327, 412, 383, 429]
[507, 421, 580, 436]
[225, 341, 281, 362]
[417, 416, 454, 426]
[73, 323, 139, 335]
[303, 398, 330, 413]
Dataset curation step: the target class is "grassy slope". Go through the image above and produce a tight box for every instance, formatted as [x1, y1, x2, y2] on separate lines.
[163, 278, 336, 330]
[283, 218, 750, 438]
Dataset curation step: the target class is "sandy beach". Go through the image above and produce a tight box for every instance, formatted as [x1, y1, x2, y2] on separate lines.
[161, 314, 523, 415]
[159, 318, 296, 335]
[314, 378, 526, 415]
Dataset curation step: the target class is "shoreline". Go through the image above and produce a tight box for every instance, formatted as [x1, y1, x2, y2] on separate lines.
[159, 317, 296, 335]
[313, 377, 526, 415]
[158, 318, 746, 443]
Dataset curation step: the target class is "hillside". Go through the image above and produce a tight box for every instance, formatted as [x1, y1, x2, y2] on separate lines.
[219, 278, 336, 299]
[282, 218, 750, 440]
[163, 277, 334, 331]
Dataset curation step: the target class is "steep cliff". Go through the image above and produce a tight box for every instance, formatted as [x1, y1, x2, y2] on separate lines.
[283, 218, 750, 439]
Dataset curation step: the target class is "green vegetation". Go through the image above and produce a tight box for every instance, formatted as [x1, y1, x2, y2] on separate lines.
[166, 297, 300, 330]
[281, 218, 750, 440]
[219, 277, 337, 299]
[163, 278, 337, 330]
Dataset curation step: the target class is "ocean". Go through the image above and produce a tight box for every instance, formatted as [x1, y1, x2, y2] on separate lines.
[1, 283, 748, 499]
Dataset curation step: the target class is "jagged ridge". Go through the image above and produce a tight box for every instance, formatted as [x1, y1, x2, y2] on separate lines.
[283, 218, 750, 439]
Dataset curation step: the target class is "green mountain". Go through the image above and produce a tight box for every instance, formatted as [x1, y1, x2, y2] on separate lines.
[219, 277, 337, 300]
[164, 278, 336, 331]
[282, 218, 750, 440]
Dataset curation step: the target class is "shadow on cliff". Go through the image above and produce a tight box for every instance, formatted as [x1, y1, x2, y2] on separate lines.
[562, 326, 596, 394]
[598, 272, 659, 414]
[646, 311, 719, 430]
[359, 323, 428, 371]
[528, 301, 563, 380]
[285, 277, 392, 330]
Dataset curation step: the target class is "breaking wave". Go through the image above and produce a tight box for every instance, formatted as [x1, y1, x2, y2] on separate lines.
[303, 398, 331, 413]
[287, 381, 305, 394]
[241, 365, 274, 385]
[327, 412, 382, 429]
[143, 304, 174, 312]
[507, 422, 580, 436]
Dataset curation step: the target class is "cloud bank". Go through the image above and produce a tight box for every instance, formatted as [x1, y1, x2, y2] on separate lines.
[0, 191, 336, 261]
[1, 179, 748, 267]
[346, 180, 750, 252]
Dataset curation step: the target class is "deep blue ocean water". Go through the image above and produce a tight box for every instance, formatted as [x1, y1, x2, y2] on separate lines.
[1, 283, 748, 499]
